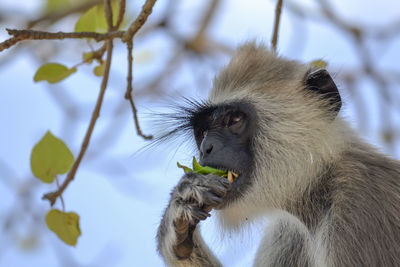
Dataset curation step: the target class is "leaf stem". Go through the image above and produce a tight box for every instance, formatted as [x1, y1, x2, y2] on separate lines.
[55, 176, 65, 211]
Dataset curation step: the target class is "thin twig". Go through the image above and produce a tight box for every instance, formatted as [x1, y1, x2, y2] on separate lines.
[271, 0, 283, 52]
[1, 0, 147, 52]
[43, 1, 117, 205]
[125, 39, 153, 140]
[122, 0, 157, 42]
[114, 0, 126, 31]
[104, 0, 113, 31]
[71, 43, 107, 69]
[0, 37, 23, 52]
[55, 176, 65, 211]
[91, 43, 107, 61]
[119, 0, 155, 140]
[5, 0, 156, 205]
[6, 28, 124, 42]
[43, 40, 114, 206]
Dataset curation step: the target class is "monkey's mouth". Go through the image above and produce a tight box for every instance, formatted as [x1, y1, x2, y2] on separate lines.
[226, 170, 239, 183]
[207, 164, 240, 183]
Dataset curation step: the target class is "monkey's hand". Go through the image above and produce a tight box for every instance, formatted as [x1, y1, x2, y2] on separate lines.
[157, 172, 231, 262]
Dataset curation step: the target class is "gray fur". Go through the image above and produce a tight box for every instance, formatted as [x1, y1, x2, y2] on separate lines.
[157, 173, 230, 266]
[157, 42, 400, 266]
[254, 212, 311, 267]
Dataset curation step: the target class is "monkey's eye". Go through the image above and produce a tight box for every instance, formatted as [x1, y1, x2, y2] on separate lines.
[231, 113, 242, 123]
[225, 111, 245, 130]
[228, 112, 243, 125]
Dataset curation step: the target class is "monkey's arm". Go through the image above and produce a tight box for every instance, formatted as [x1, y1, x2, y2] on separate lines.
[253, 213, 312, 267]
[157, 173, 231, 267]
[157, 209, 221, 267]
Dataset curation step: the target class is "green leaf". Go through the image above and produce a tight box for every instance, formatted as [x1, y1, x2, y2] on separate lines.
[177, 157, 227, 177]
[34, 63, 76, 84]
[192, 156, 202, 171]
[93, 62, 105, 76]
[177, 162, 192, 174]
[193, 157, 228, 177]
[310, 59, 328, 69]
[75, 0, 123, 33]
[75, 5, 98, 32]
[46, 209, 81, 246]
[30, 131, 74, 183]
[96, 0, 124, 30]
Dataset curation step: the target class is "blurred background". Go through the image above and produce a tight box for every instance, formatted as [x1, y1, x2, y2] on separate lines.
[0, 0, 400, 266]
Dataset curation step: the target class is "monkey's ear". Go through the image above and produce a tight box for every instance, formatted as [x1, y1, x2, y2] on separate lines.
[304, 69, 342, 116]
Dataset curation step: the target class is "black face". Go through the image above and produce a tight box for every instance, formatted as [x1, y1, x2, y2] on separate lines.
[191, 101, 257, 205]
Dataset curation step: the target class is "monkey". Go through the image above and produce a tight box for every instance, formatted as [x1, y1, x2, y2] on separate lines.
[156, 42, 400, 266]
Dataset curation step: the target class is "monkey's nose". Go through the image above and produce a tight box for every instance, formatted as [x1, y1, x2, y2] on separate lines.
[199, 133, 223, 165]
[200, 139, 214, 155]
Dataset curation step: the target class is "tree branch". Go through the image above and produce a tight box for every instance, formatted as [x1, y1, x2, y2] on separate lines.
[5, 28, 124, 42]
[0, 36, 23, 52]
[113, 0, 126, 31]
[122, 0, 157, 42]
[118, 0, 156, 140]
[3, 0, 156, 204]
[271, 0, 283, 52]
[104, 0, 113, 31]
[125, 39, 153, 140]
[43, 39, 114, 206]
[55, 176, 65, 211]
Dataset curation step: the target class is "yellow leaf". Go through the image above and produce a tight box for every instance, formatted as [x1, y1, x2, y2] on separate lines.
[34, 63, 76, 84]
[75, 0, 123, 33]
[93, 62, 105, 76]
[30, 131, 74, 183]
[46, 209, 81, 246]
[75, 5, 98, 32]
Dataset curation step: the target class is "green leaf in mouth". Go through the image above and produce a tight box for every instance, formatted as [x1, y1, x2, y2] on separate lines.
[177, 157, 228, 178]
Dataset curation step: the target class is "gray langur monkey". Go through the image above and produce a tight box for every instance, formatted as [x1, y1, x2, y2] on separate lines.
[156, 42, 400, 266]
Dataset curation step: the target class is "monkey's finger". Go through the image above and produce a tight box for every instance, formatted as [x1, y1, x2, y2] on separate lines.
[174, 218, 189, 235]
[203, 205, 212, 213]
[198, 184, 230, 199]
[189, 205, 211, 221]
[175, 228, 189, 244]
[207, 175, 232, 191]
[200, 191, 224, 207]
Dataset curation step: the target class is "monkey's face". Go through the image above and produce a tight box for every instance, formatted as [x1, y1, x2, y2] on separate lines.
[191, 101, 257, 206]
[202, 42, 343, 210]
[157, 42, 344, 212]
